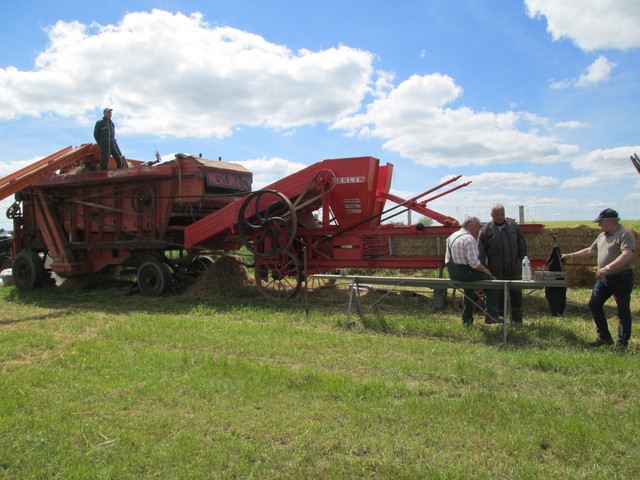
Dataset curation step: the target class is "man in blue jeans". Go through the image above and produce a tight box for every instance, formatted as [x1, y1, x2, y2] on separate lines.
[562, 208, 636, 347]
[445, 216, 500, 326]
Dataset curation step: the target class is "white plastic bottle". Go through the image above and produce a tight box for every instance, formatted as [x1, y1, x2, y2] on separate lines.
[522, 256, 531, 282]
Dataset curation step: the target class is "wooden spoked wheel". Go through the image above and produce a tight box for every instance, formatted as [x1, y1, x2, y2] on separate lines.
[254, 250, 302, 299]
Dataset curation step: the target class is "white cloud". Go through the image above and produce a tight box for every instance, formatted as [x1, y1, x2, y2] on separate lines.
[237, 156, 307, 189]
[0, 158, 40, 178]
[427, 188, 578, 223]
[562, 146, 640, 187]
[555, 120, 587, 129]
[549, 78, 572, 90]
[576, 56, 617, 86]
[332, 73, 579, 167]
[525, 0, 640, 51]
[463, 172, 559, 190]
[0, 10, 374, 138]
[551, 55, 616, 89]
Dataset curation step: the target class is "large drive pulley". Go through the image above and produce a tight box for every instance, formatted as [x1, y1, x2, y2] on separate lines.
[237, 190, 297, 257]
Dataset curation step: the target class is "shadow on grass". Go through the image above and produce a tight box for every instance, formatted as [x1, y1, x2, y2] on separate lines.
[2, 281, 627, 352]
[0, 310, 71, 326]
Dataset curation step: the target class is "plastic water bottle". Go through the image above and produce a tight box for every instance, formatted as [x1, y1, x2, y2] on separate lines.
[522, 256, 531, 282]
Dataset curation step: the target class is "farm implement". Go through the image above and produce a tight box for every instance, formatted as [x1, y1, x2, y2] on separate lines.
[1, 145, 545, 298]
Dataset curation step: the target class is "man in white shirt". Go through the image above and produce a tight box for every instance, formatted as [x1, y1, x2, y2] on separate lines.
[445, 216, 499, 325]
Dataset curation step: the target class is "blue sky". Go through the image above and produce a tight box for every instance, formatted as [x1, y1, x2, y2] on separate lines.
[1, 0, 639, 232]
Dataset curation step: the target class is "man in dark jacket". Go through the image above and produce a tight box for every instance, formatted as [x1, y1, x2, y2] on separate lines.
[478, 204, 527, 323]
[93, 108, 124, 170]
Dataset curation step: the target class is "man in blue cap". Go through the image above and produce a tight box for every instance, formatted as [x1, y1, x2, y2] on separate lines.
[93, 107, 125, 170]
[562, 209, 636, 347]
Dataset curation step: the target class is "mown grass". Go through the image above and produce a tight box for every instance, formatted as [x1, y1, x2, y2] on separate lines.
[1, 281, 639, 479]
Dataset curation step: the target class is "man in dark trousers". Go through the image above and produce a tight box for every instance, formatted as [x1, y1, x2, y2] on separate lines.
[446, 216, 500, 326]
[94, 107, 125, 170]
[478, 204, 527, 323]
[562, 208, 636, 348]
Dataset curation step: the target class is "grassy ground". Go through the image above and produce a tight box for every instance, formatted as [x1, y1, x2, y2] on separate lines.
[1, 280, 639, 479]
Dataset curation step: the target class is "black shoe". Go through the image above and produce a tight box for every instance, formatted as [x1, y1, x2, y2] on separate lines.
[484, 316, 504, 325]
[616, 340, 628, 348]
[588, 338, 614, 347]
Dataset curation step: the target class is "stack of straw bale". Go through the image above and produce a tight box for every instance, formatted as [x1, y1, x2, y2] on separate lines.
[390, 225, 639, 287]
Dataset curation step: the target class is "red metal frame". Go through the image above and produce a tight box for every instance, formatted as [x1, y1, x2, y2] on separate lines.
[2, 146, 252, 277]
[186, 156, 547, 278]
[3, 148, 548, 293]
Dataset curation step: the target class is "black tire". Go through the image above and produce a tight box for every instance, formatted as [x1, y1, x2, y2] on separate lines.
[12, 251, 47, 290]
[137, 261, 172, 296]
[186, 255, 216, 275]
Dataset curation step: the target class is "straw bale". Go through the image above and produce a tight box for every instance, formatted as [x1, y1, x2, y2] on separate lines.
[525, 225, 639, 287]
[184, 256, 253, 298]
[391, 226, 638, 287]
[390, 236, 446, 257]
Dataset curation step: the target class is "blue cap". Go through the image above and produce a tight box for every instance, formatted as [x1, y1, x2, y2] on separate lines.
[593, 208, 618, 222]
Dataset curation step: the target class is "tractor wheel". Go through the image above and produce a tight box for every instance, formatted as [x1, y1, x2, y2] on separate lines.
[186, 255, 216, 275]
[254, 250, 302, 299]
[12, 251, 47, 290]
[137, 261, 172, 296]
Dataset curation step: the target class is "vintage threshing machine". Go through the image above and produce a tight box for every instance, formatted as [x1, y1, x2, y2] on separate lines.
[0, 144, 251, 294]
[185, 156, 544, 297]
[1, 146, 544, 298]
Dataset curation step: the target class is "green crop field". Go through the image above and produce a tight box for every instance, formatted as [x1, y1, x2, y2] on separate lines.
[1, 277, 639, 479]
[530, 219, 640, 229]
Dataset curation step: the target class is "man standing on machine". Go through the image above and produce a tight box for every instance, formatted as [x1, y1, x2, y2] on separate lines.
[94, 107, 126, 170]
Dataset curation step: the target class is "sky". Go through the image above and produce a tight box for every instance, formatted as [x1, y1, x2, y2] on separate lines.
[1, 0, 639, 232]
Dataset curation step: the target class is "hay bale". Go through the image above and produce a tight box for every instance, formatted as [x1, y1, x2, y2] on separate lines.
[390, 236, 445, 256]
[393, 226, 638, 288]
[184, 256, 253, 298]
[524, 225, 639, 287]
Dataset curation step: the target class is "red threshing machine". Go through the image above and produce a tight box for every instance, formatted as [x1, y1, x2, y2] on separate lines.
[1, 146, 544, 298]
[184, 155, 544, 297]
[0, 144, 252, 294]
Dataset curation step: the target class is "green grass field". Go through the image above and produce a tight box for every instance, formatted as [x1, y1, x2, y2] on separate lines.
[531, 220, 640, 229]
[1, 279, 639, 479]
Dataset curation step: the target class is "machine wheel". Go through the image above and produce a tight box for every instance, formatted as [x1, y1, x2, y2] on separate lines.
[194, 255, 216, 270]
[315, 169, 337, 193]
[12, 251, 47, 290]
[255, 250, 302, 299]
[131, 184, 156, 216]
[185, 255, 216, 276]
[137, 261, 172, 296]
[238, 190, 297, 257]
[0, 255, 11, 271]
